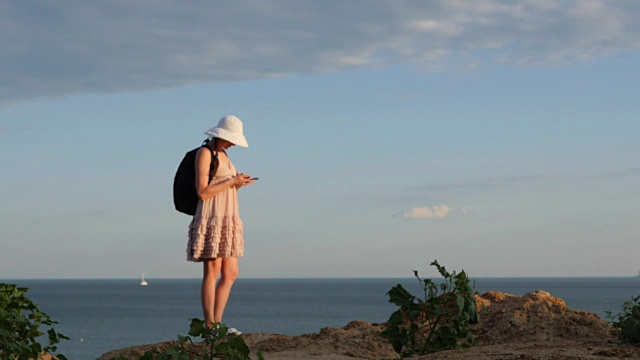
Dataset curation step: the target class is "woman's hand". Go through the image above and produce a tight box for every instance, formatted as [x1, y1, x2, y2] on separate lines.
[232, 173, 256, 189]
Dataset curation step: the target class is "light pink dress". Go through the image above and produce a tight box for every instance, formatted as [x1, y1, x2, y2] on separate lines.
[187, 156, 244, 261]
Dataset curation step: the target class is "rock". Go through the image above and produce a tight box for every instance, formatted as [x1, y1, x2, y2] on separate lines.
[471, 290, 614, 345]
[410, 340, 640, 360]
[99, 290, 638, 360]
[242, 320, 398, 359]
[98, 340, 179, 360]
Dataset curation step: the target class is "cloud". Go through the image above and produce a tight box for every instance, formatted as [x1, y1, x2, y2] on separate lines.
[409, 174, 543, 194]
[600, 167, 640, 178]
[400, 205, 450, 219]
[2, 0, 640, 104]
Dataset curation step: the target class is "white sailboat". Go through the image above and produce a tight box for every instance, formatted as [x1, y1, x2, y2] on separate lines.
[140, 273, 148, 286]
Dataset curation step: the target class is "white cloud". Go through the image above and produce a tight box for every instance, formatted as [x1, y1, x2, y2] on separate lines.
[409, 20, 463, 36]
[2, 0, 639, 104]
[401, 205, 450, 219]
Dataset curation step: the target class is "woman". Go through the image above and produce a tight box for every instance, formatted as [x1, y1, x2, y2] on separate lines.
[187, 115, 255, 332]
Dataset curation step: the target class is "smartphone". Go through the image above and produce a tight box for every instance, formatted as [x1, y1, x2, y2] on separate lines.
[250, 177, 259, 181]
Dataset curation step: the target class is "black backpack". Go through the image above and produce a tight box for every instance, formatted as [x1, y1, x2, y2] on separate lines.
[173, 139, 219, 215]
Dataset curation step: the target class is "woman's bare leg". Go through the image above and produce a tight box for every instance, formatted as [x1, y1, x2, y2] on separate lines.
[213, 257, 239, 322]
[201, 259, 222, 327]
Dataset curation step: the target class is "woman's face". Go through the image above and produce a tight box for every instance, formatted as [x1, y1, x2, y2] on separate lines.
[218, 139, 235, 150]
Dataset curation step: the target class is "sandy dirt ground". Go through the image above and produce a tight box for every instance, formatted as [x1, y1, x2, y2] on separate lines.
[98, 290, 640, 360]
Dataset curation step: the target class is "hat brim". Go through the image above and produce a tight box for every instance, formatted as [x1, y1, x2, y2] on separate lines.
[204, 128, 249, 147]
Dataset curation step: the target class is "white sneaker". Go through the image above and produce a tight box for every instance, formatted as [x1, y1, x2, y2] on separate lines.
[227, 327, 242, 335]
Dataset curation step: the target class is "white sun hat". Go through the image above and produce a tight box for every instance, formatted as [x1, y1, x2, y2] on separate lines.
[204, 115, 249, 148]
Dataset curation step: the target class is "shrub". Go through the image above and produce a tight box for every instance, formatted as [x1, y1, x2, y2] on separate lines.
[381, 260, 479, 357]
[116, 319, 264, 360]
[0, 283, 69, 360]
[606, 295, 640, 346]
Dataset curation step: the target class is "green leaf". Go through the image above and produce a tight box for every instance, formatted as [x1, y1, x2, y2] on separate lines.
[431, 260, 450, 278]
[47, 327, 58, 343]
[227, 336, 250, 355]
[187, 318, 205, 337]
[176, 334, 188, 343]
[165, 346, 180, 357]
[468, 301, 480, 324]
[387, 310, 404, 326]
[456, 294, 465, 312]
[216, 341, 231, 353]
[387, 284, 416, 307]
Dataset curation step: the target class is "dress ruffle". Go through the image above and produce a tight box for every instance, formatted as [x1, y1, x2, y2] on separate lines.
[187, 215, 244, 261]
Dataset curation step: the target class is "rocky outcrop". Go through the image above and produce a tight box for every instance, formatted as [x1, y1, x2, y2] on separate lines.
[471, 290, 614, 345]
[99, 290, 639, 360]
[242, 320, 396, 359]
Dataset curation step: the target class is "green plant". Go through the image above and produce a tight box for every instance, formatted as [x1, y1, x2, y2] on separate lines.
[0, 283, 69, 360]
[606, 295, 640, 346]
[128, 319, 264, 360]
[381, 260, 479, 357]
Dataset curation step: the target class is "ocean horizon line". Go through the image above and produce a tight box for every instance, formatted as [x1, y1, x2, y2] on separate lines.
[3, 275, 640, 281]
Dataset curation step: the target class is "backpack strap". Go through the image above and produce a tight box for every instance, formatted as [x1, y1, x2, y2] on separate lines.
[202, 139, 219, 181]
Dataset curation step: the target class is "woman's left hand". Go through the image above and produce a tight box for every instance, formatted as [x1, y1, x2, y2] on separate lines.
[235, 173, 256, 189]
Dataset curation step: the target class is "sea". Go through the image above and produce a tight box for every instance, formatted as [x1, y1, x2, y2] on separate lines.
[5, 277, 640, 360]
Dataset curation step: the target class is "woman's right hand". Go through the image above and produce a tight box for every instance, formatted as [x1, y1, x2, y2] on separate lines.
[231, 173, 252, 188]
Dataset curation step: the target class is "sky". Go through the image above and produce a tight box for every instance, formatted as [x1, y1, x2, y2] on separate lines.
[1, 0, 639, 279]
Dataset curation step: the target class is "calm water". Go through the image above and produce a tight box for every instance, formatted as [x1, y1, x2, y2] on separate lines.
[6, 277, 640, 360]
